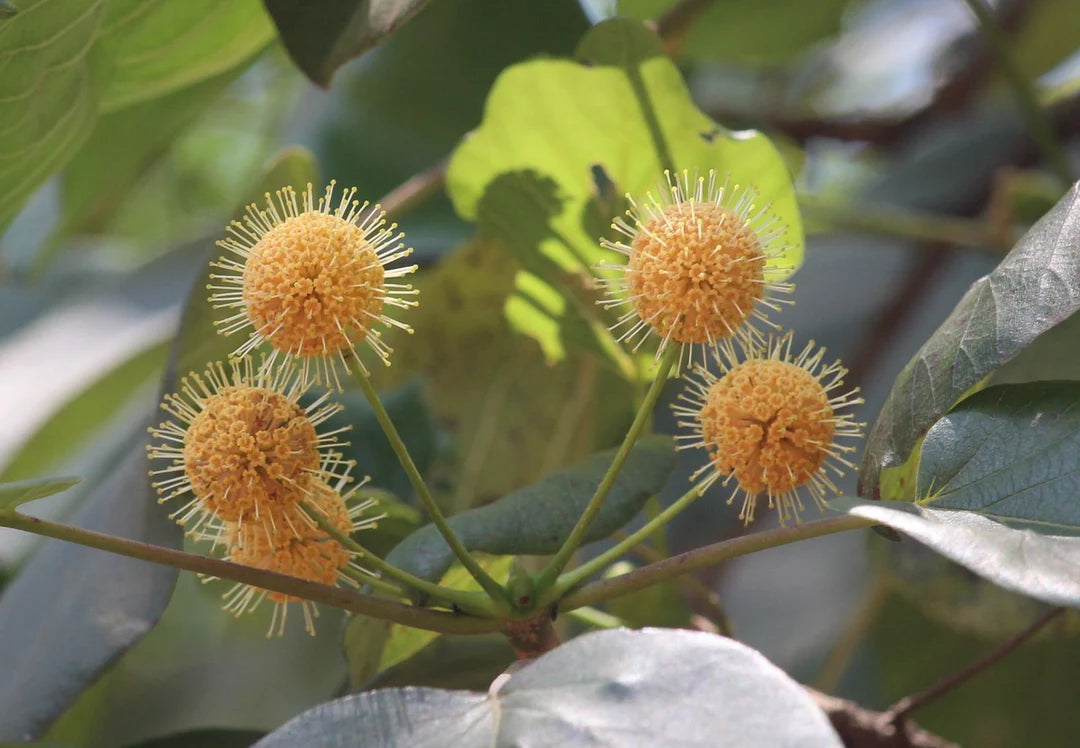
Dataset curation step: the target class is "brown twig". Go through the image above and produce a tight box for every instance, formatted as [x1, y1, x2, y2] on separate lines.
[380, 157, 449, 220]
[884, 606, 1066, 724]
[808, 688, 957, 748]
[653, 0, 719, 55]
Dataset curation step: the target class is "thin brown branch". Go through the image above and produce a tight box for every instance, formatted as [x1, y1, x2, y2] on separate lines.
[885, 606, 1066, 724]
[808, 688, 957, 748]
[654, 0, 718, 55]
[380, 157, 449, 220]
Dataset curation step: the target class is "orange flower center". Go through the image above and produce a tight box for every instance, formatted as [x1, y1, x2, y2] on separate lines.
[698, 359, 834, 496]
[627, 201, 765, 343]
[182, 385, 319, 521]
[229, 483, 352, 603]
[242, 212, 386, 358]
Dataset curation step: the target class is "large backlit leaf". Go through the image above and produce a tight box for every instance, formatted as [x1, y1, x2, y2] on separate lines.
[0, 0, 271, 230]
[263, 0, 431, 87]
[446, 19, 801, 364]
[385, 436, 676, 584]
[257, 629, 841, 747]
[860, 183, 1080, 496]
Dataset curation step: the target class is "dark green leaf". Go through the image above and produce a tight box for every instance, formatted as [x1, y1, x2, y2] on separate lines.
[326, 380, 437, 501]
[257, 628, 841, 747]
[121, 728, 266, 748]
[860, 184, 1080, 496]
[916, 382, 1080, 534]
[363, 634, 515, 691]
[0, 476, 80, 511]
[385, 435, 676, 584]
[620, 0, 856, 65]
[829, 498, 1080, 608]
[263, 0, 431, 87]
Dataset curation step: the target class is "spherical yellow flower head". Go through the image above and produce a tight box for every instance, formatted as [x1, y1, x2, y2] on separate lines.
[219, 478, 380, 637]
[599, 170, 795, 369]
[210, 181, 419, 389]
[147, 357, 349, 537]
[673, 334, 864, 525]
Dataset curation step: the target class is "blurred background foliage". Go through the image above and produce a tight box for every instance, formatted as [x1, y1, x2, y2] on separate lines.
[3, 0, 1080, 745]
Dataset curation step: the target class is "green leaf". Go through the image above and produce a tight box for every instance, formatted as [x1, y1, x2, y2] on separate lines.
[376, 237, 637, 505]
[860, 183, 1080, 497]
[257, 628, 841, 747]
[0, 341, 168, 483]
[344, 554, 513, 686]
[915, 382, 1080, 534]
[620, 0, 857, 65]
[385, 435, 676, 585]
[0, 0, 271, 231]
[446, 18, 802, 364]
[263, 0, 431, 87]
[96, 0, 274, 111]
[363, 634, 515, 691]
[0, 150, 318, 743]
[0, 476, 81, 512]
[831, 498, 1080, 608]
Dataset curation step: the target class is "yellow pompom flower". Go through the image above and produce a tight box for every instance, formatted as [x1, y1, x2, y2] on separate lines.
[218, 476, 380, 637]
[598, 169, 795, 368]
[147, 357, 350, 538]
[673, 333, 864, 525]
[209, 181, 419, 389]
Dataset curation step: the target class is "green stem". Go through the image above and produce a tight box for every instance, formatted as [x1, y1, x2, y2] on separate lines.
[0, 510, 501, 635]
[963, 0, 1075, 185]
[347, 352, 508, 606]
[564, 606, 625, 629]
[560, 514, 874, 611]
[302, 502, 503, 617]
[337, 564, 407, 597]
[799, 193, 1011, 251]
[536, 345, 679, 592]
[545, 485, 702, 604]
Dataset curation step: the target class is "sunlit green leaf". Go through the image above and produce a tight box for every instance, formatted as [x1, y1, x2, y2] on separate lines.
[258, 629, 842, 747]
[447, 18, 802, 365]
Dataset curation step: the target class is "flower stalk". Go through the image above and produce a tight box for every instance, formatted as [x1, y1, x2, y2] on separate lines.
[347, 350, 509, 606]
[536, 344, 680, 593]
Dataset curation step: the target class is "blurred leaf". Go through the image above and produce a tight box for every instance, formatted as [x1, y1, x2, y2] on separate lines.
[364, 634, 515, 691]
[0, 476, 81, 511]
[121, 729, 266, 748]
[860, 184, 1080, 497]
[872, 592, 1080, 748]
[620, 0, 856, 64]
[385, 436, 676, 585]
[1010, 0, 1080, 82]
[604, 560, 692, 628]
[325, 380, 437, 501]
[96, 0, 273, 111]
[257, 629, 841, 747]
[447, 19, 802, 363]
[830, 498, 1080, 608]
[378, 237, 636, 506]
[915, 382, 1080, 533]
[0, 149, 319, 743]
[0, 341, 168, 483]
[263, 0, 431, 87]
[343, 555, 511, 687]
[0, 0, 107, 230]
[54, 70, 239, 245]
[0, 0, 271, 231]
